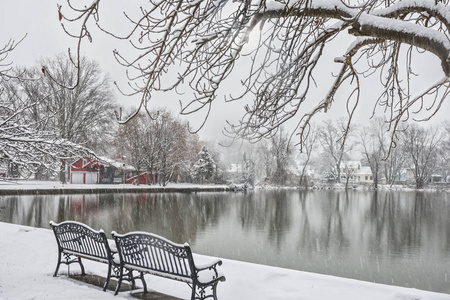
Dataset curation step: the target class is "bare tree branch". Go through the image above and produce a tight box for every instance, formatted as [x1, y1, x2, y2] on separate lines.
[59, 0, 450, 150]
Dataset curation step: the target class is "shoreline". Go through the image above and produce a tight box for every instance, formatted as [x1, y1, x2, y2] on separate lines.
[0, 186, 229, 195]
[1, 179, 450, 196]
[0, 180, 229, 195]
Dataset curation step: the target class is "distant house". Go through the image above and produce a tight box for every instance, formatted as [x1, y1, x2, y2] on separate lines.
[96, 156, 136, 184]
[70, 156, 137, 184]
[339, 161, 361, 183]
[430, 174, 445, 184]
[339, 161, 385, 184]
[70, 157, 101, 184]
[394, 168, 415, 185]
[354, 166, 375, 184]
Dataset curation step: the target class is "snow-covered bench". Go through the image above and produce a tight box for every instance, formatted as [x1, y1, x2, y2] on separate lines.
[49, 221, 116, 291]
[111, 231, 226, 299]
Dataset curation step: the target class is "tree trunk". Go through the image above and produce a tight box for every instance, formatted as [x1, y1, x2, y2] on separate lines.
[416, 178, 425, 189]
[59, 160, 67, 184]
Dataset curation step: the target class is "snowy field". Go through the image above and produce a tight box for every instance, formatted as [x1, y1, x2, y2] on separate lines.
[0, 222, 448, 300]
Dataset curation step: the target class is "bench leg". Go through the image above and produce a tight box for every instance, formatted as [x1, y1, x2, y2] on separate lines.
[53, 251, 62, 277]
[130, 270, 136, 290]
[54, 253, 86, 277]
[139, 272, 147, 293]
[78, 257, 86, 275]
[211, 281, 219, 300]
[103, 262, 113, 291]
[190, 283, 197, 300]
[114, 266, 124, 296]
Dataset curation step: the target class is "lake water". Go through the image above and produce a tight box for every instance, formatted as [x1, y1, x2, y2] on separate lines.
[0, 189, 449, 293]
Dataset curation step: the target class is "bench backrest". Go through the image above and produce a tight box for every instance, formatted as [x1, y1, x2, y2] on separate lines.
[112, 231, 195, 282]
[50, 221, 111, 262]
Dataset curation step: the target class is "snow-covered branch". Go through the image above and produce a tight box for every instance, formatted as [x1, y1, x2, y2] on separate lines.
[60, 0, 450, 149]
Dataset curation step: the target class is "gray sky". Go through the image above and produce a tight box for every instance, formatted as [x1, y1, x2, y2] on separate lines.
[1, 0, 238, 141]
[1, 0, 449, 142]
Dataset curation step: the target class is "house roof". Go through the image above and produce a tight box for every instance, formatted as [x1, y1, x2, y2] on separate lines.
[355, 166, 372, 176]
[342, 161, 361, 168]
[97, 156, 136, 171]
[72, 156, 136, 171]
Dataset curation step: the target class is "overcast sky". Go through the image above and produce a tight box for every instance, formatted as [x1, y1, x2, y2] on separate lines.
[1, 0, 240, 141]
[1, 0, 449, 142]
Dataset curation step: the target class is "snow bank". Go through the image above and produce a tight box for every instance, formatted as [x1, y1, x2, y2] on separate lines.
[0, 180, 229, 195]
[0, 222, 448, 300]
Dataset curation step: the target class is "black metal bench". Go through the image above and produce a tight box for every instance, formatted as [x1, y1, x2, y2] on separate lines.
[49, 221, 116, 291]
[112, 231, 226, 300]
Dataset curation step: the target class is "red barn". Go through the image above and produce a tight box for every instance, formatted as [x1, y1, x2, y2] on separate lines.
[70, 157, 102, 184]
[126, 172, 157, 185]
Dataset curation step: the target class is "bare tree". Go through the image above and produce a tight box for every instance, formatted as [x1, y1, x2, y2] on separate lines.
[0, 89, 94, 179]
[6, 55, 117, 182]
[114, 110, 200, 186]
[156, 112, 189, 186]
[359, 117, 391, 189]
[38, 55, 116, 152]
[297, 124, 318, 188]
[0, 37, 25, 83]
[179, 132, 203, 182]
[270, 127, 293, 185]
[402, 124, 442, 189]
[441, 121, 450, 181]
[1, 39, 94, 180]
[59, 0, 450, 150]
[367, 117, 406, 186]
[318, 119, 353, 182]
[257, 140, 274, 181]
[114, 114, 148, 183]
[383, 140, 405, 186]
[340, 161, 358, 189]
[242, 152, 256, 187]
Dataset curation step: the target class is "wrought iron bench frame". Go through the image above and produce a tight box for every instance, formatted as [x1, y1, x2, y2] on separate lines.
[111, 231, 226, 300]
[49, 221, 116, 291]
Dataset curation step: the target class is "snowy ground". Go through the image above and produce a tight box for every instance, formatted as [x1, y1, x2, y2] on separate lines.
[0, 222, 449, 300]
[0, 181, 449, 299]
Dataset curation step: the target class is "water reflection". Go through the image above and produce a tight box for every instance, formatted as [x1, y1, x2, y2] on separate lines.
[0, 190, 449, 293]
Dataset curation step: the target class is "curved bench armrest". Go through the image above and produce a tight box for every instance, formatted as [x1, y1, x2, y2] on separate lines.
[195, 258, 222, 271]
[194, 259, 226, 286]
[108, 240, 118, 254]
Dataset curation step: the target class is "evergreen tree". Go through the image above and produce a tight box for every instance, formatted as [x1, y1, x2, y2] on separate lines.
[192, 146, 216, 183]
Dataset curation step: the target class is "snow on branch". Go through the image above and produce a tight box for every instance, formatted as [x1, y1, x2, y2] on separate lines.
[60, 0, 450, 150]
[0, 98, 95, 178]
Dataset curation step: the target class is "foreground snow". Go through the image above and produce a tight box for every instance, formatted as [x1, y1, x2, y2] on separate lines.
[0, 222, 448, 300]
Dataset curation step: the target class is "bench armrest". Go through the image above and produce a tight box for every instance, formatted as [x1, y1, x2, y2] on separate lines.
[194, 259, 225, 285]
[108, 241, 118, 254]
[195, 258, 222, 272]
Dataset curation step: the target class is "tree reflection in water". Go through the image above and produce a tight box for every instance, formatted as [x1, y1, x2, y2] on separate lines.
[0, 190, 449, 293]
